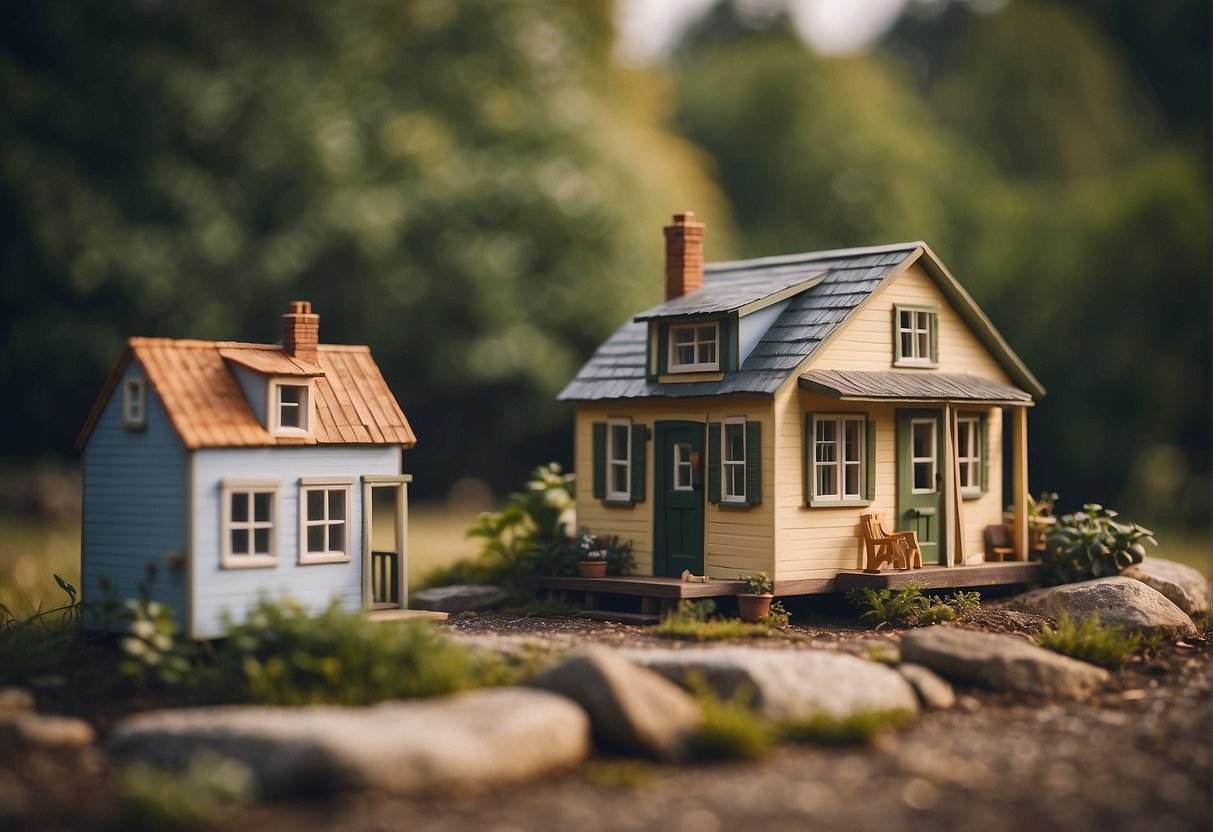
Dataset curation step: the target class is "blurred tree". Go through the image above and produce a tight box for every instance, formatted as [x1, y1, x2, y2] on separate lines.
[0, 0, 731, 497]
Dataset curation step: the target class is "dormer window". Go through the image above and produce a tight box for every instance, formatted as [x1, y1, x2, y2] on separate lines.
[893, 305, 938, 367]
[669, 322, 720, 372]
[270, 380, 311, 436]
[122, 377, 146, 429]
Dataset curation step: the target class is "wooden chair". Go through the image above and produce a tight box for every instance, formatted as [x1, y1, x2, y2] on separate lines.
[983, 524, 1015, 562]
[859, 513, 923, 573]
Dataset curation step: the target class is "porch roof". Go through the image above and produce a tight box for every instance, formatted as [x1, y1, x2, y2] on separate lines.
[799, 369, 1033, 405]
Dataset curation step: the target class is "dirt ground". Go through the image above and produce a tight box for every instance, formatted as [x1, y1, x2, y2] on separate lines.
[3, 609, 1210, 832]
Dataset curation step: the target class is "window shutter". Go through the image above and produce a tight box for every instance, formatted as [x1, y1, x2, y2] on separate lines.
[707, 421, 721, 504]
[591, 422, 606, 500]
[630, 424, 647, 502]
[891, 308, 902, 363]
[865, 417, 877, 502]
[803, 413, 815, 504]
[979, 414, 990, 494]
[929, 312, 940, 363]
[745, 420, 762, 506]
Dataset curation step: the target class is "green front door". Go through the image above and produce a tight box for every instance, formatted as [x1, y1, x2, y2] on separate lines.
[653, 421, 705, 578]
[897, 409, 944, 564]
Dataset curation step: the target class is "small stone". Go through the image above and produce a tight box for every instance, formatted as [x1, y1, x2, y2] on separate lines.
[0, 687, 34, 713]
[412, 585, 510, 614]
[0, 713, 95, 747]
[897, 663, 956, 710]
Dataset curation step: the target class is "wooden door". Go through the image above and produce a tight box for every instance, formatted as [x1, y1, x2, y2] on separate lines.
[653, 421, 705, 578]
[897, 409, 944, 564]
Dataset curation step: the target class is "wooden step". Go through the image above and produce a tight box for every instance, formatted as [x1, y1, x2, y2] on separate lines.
[578, 610, 661, 625]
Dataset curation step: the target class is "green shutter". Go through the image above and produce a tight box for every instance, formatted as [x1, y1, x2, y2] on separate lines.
[979, 413, 990, 494]
[804, 412, 815, 504]
[745, 420, 762, 506]
[631, 424, 647, 502]
[707, 421, 721, 504]
[865, 417, 877, 502]
[656, 323, 669, 375]
[723, 314, 738, 372]
[929, 312, 939, 363]
[591, 422, 606, 500]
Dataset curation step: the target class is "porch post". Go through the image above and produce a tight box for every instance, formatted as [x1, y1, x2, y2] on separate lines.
[1011, 407, 1029, 560]
[942, 404, 956, 567]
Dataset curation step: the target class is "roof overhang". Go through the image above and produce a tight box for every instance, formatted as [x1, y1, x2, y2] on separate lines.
[633, 272, 826, 322]
[800, 370, 1034, 406]
[220, 348, 325, 376]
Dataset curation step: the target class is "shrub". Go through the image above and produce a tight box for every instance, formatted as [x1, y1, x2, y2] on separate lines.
[208, 599, 513, 705]
[1041, 503, 1157, 585]
[780, 709, 915, 746]
[764, 600, 792, 629]
[119, 750, 254, 831]
[685, 678, 777, 761]
[846, 583, 981, 628]
[739, 572, 773, 595]
[0, 574, 81, 685]
[1035, 611, 1144, 668]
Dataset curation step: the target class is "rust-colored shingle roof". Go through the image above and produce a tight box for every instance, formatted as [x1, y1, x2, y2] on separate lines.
[77, 338, 416, 450]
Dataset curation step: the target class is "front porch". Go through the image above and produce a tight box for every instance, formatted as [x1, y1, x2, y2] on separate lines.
[833, 561, 1041, 590]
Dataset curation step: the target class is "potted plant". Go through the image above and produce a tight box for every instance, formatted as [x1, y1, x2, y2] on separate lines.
[577, 532, 609, 578]
[737, 572, 774, 622]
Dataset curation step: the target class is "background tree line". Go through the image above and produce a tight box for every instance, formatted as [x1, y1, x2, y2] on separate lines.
[1, 0, 1207, 528]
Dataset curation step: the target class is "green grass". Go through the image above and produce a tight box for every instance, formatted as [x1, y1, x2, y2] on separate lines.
[653, 599, 792, 641]
[685, 680, 778, 762]
[780, 709, 915, 746]
[1035, 611, 1144, 668]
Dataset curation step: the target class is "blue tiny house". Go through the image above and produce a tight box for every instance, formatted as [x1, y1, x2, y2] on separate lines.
[77, 302, 417, 638]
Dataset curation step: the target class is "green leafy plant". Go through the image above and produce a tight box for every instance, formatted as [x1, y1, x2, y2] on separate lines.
[685, 677, 777, 761]
[780, 709, 915, 746]
[119, 598, 195, 689]
[119, 750, 254, 831]
[655, 600, 752, 641]
[1035, 611, 1144, 668]
[739, 572, 773, 595]
[208, 598, 513, 705]
[1041, 503, 1157, 585]
[764, 600, 791, 628]
[0, 573, 81, 685]
[847, 582, 981, 628]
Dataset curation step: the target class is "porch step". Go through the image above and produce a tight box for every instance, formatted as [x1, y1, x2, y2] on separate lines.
[578, 610, 662, 626]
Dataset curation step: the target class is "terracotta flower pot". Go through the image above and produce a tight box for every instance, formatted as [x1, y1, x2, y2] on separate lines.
[578, 560, 607, 578]
[737, 593, 773, 622]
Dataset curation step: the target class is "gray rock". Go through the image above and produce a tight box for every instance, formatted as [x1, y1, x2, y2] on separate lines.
[1122, 558, 1210, 618]
[412, 584, 510, 614]
[0, 687, 34, 713]
[0, 713, 95, 747]
[897, 663, 956, 710]
[900, 626, 1109, 699]
[1008, 577, 1197, 638]
[623, 647, 918, 720]
[108, 688, 589, 797]
[530, 648, 701, 760]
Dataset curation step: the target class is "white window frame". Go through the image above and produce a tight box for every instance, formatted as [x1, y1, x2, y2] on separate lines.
[673, 442, 694, 492]
[721, 416, 747, 503]
[668, 321, 721, 372]
[221, 479, 281, 569]
[895, 306, 937, 367]
[813, 415, 866, 503]
[910, 418, 938, 495]
[269, 379, 313, 437]
[122, 376, 147, 429]
[606, 419, 632, 502]
[957, 415, 982, 497]
[299, 477, 355, 564]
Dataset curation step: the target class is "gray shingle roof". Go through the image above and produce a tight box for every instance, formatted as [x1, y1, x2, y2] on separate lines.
[557, 243, 921, 402]
[800, 370, 1032, 404]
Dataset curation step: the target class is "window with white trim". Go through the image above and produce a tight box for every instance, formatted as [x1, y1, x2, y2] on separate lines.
[957, 415, 981, 496]
[271, 381, 311, 435]
[894, 306, 938, 366]
[123, 377, 146, 429]
[221, 481, 280, 568]
[668, 322, 720, 372]
[674, 443, 693, 491]
[814, 415, 865, 501]
[606, 419, 632, 501]
[911, 419, 938, 493]
[722, 417, 747, 502]
[300, 480, 353, 563]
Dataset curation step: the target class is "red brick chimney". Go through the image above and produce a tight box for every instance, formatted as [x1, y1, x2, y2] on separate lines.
[664, 211, 706, 301]
[282, 300, 319, 363]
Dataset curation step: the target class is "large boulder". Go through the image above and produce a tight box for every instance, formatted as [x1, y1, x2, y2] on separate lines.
[900, 626, 1109, 699]
[622, 647, 918, 720]
[1007, 577, 1197, 638]
[108, 688, 589, 797]
[412, 584, 510, 614]
[1122, 558, 1209, 618]
[530, 648, 702, 760]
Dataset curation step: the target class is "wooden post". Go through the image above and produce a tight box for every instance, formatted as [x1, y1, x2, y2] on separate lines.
[942, 405, 956, 567]
[1012, 407, 1029, 561]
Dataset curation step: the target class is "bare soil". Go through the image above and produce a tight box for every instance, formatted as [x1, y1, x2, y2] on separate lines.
[2, 609, 1210, 832]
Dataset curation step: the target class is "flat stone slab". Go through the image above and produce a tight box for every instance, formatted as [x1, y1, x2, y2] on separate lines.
[0, 712, 95, 747]
[1122, 558, 1209, 618]
[622, 647, 918, 720]
[531, 648, 701, 760]
[900, 626, 1109, 699]
[412, 584, 510, 614]
[1007, 577, 1197, 638]
[108, 688, 589, 797]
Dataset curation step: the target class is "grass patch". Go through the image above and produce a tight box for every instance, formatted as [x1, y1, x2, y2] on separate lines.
[119, 750, 254, 831]
[780, 709, 915, 746]
[582, 760, 657, 789]
[0, 574, 83, 686]
[846, 583, 981, 629]
[685, 679, 778, 762]
[654, 599, 794, 642]
[1035, 611, 1144, 668]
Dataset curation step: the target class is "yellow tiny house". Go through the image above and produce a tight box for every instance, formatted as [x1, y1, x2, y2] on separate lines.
[557, 213, 1044, 597]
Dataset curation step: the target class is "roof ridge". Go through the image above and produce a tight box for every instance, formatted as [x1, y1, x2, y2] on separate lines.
[128, 337, 371, 352]
[705, 241, 923, 274]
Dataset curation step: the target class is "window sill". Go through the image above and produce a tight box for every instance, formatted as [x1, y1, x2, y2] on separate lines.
[657, 371, 725, 383]
[717, 499, 752, 510]
[892, 359, 938, 370]
[602, 498, 637, 508]
[299, 554, 352, 565]
[220, 557, 280, 570]
[805, 499, 873, 509]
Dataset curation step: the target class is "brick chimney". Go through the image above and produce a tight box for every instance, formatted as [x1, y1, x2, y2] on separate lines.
[664, 211, 705, 301]
[282, 300, 319, 363]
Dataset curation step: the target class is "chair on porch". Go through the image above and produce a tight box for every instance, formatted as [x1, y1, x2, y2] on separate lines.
[859, 513, 923, 574]
[983, 524, 1015, 562]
